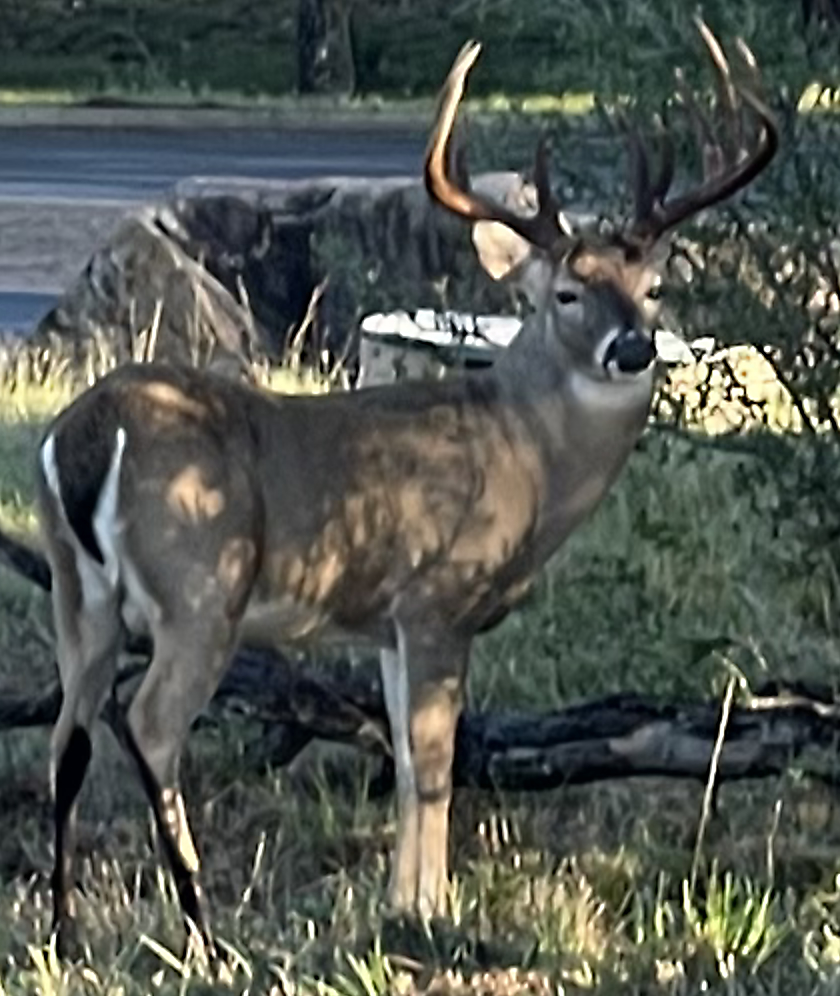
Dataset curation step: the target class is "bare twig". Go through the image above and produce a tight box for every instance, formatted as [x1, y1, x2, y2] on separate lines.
[690, 675, 737, 895]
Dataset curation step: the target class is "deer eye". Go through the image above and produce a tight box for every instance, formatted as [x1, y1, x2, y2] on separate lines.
[646, 284, 663, 301]
[555, 290, 579, 306]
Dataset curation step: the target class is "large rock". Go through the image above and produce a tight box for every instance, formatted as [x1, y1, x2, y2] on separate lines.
[33, 171, 534, 374]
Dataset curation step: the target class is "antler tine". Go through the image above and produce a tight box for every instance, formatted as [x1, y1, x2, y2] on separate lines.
[649, 114, 675, 205]
[734, 36, 766, 154]
[424, 41, 571, 253]
[424, 39, 482, 217]
[627, 122, 653, 224]
[627, 113, 674, 229]
[675, 67, 726, 179]
[696, 16, 742, 164]
[629, 18, 778, 245]
[735, 36, 761, 82]
[533, 136, 562, 218]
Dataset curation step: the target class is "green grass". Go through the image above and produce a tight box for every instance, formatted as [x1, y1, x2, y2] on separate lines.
[3, 368, 840, 993]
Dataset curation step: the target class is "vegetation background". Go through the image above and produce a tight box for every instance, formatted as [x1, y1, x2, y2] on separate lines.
[0, 0, 835, 102]
[2, 1, 840, 994]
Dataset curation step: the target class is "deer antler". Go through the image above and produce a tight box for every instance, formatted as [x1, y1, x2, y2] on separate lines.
[628, 16, 778, 245]
[424, 40, 571, 254]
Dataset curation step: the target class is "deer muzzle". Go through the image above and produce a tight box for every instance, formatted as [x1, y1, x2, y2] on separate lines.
[603, 326, 656, 375]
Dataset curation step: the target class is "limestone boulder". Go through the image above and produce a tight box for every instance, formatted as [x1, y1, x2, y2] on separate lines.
[33, 171, 534, 373]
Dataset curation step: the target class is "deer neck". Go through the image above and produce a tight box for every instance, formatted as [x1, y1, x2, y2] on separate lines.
[492, 321, 654, 424]
[490, 331, 654, 562]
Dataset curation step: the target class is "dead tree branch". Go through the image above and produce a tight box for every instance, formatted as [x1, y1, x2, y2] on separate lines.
[1, 642, 837, 793]
[0, 525, 51, 592]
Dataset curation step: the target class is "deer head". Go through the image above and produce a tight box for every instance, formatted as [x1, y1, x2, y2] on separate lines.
[425, 26, 777, 387]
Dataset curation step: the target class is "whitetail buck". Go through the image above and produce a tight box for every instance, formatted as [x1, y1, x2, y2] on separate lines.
[37, 22, 776, 956]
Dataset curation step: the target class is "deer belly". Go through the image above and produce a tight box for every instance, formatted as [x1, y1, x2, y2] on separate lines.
[240, 592, 391, 648]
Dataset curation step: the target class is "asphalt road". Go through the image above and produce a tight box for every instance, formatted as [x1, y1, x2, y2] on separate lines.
[0, 291, 58, 335]
[0, 124, 427, 331]
[0, 125, 426, 201]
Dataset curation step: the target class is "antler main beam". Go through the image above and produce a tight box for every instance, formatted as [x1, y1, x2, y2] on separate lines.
[424, 40, 569, 253]
[427, 22, 776, 257]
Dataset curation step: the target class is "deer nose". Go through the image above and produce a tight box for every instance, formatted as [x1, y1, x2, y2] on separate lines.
[603, 326, 656, 373]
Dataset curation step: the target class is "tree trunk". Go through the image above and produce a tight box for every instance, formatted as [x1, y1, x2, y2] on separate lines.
[297, 0, 356, 95]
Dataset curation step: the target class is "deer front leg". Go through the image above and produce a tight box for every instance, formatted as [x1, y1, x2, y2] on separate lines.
[382, 628, 467, 917]
[380, 647, 418, 910]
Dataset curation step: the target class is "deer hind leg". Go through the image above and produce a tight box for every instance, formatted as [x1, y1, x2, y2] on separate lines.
[119, 613, 237, 955]
[382, 626, 467, 917]
[48, 535, 122, 955]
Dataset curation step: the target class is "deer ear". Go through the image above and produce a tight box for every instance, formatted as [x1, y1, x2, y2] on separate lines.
[472, 220, 551, 304]
[472, 220, 533, 280]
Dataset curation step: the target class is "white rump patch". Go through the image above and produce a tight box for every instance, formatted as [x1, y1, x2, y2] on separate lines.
[41, 430, 116, 610]
[92, 427, 126, 590]
[40, 433, 62, 503]
[91, 428, 162, 632]
[42, 426, 160, 632]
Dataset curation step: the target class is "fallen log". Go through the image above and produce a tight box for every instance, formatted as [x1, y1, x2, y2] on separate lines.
[1, 640, 838, 793]
[1, 524, 838, 792]
[0, 524, 51, 592]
